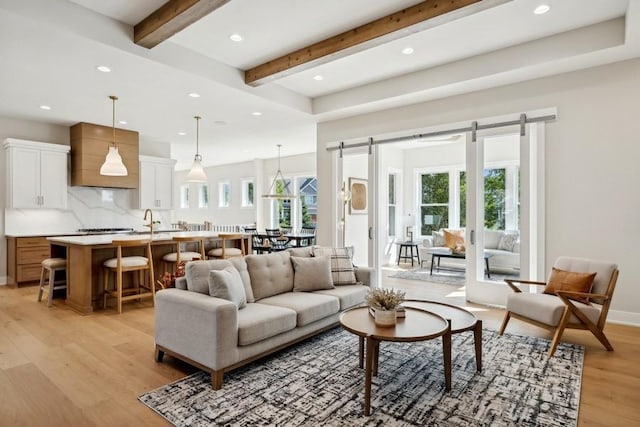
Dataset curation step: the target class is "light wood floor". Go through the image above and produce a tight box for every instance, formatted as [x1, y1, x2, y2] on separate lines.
[1, 271, 638, 426]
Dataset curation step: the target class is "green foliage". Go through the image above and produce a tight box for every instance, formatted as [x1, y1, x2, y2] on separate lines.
[301, 197, 312, 227]
[484, 168, 505, 229]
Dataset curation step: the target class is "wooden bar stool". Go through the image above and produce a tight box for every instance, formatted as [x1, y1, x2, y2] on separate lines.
[37, 258, 67, 307]
[207, 233, 246, 259]
[103, 239, 155, 314]
[162, 236, 205, 273]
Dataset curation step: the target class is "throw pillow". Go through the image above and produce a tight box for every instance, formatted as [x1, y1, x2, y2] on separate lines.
[543, 267, 597, 303]
[443, 229, 465, 250]
[208, 266, 247, 309]
[291, 256, 334, 292]
[498, 231, 519, 252]
[312, 246, 358, 286]
[432, 230, 445, 247]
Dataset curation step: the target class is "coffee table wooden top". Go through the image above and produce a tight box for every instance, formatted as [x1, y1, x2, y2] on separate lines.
[402, 300, 478, 334]
[340, 306, 449, 342]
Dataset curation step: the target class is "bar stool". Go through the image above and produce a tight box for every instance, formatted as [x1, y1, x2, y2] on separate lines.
[162, 236, 205, 273]
[37, 258, 67, 307]
[207, 233, 246, 259]
[103, 239, 155, 314]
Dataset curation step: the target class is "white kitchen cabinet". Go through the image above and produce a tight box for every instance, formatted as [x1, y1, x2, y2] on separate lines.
[4, 139, 70, 209]
[135, 156, 176, 210]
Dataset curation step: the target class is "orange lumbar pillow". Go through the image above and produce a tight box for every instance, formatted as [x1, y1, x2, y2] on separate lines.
[443, 229, 465, 251]
[543, 267, 597, 303]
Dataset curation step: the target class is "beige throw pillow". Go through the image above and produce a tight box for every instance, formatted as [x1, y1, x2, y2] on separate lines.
[208, 265, 247, 309]
[291, 256, 334, 292]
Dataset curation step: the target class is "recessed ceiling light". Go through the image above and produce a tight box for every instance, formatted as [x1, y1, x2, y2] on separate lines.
[39, 105, 51, 110]
[313, 75, 324, 81]
[118, 120, 127, 125]
[96, 65, 111, 73]
[251, 111, 262, 116]
[229, 33, 243, 42]
[188, 92, 201, 98]
[534, 4, 550, 14]
[213, 120, 227, 126]
[402, 47, 414, 55]
[178, 131, 187, 136]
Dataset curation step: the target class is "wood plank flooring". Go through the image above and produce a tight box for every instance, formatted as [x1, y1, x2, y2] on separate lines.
[1, 271, 639, 426]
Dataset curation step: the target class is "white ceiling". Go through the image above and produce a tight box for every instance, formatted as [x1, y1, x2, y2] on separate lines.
[1, 0, 638, 170]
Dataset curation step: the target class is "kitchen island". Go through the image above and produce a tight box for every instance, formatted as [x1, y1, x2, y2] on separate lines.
[48, 231, 250, 315]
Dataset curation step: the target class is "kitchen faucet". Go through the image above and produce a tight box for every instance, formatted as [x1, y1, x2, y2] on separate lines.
[143, 208, 154, 236]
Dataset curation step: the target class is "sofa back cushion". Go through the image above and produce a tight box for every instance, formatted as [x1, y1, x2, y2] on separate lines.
[287, 246, 313, 258]
[185, 260, 253, 302]
[484, 230, 504, 249]
[246, 251, 294, 301]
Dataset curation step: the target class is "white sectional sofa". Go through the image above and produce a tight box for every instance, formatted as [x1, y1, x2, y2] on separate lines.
[154, 246, 375, 389]
[419, 229, 520, 273]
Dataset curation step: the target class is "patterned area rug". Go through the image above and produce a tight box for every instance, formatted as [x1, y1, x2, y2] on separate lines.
[388, 269, 520, 286]
[139, 328, 583, 426]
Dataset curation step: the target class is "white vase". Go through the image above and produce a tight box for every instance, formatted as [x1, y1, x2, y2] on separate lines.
[374, 308, 396, 327]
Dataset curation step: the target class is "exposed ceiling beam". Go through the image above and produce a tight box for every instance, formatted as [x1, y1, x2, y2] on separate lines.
[244, 0, 485, 87]
[135, 0, 230, 49]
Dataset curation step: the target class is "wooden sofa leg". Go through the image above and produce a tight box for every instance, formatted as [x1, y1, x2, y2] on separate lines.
[155, 347, 164, 363]
[498, 312, 511, 335]
[212, 370, 224, 390]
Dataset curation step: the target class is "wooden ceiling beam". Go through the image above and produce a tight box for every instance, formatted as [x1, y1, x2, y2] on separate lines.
[135, 0, 230, 49]
[245, 0, 482, 86]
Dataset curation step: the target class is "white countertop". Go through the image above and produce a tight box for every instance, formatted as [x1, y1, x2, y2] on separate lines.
[47, 231, 235, 246]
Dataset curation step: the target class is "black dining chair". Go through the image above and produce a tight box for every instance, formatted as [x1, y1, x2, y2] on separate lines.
[265, 228, 290, 252]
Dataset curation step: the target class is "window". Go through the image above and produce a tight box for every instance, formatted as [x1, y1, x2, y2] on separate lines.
[218, 181, 230, 207]
[298, 177, 317, 228]
[388, 173, 396, 237]
[179, 184, 189, 209]
[419, 172, 449, 235]
[241, 179, 254, 207]
[198, 184, 209, 209]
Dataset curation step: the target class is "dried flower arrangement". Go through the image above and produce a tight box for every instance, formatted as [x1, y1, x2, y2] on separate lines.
[365, 287, 406, 311]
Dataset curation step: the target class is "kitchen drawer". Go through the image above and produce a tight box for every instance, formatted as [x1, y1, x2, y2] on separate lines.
[17, 237, 49, 247]
[17, 264, 43, 282]
[17, 246, 50, 264]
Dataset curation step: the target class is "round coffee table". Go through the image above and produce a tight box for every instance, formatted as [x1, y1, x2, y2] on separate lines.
[402, 300, 482, 371]
[339, 306, 451, 416]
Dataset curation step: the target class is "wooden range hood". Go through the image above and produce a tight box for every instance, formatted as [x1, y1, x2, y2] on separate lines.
[70, 122, 139, 188]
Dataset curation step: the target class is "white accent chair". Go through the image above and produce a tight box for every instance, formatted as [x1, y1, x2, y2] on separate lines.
[499, 256, 619, 356]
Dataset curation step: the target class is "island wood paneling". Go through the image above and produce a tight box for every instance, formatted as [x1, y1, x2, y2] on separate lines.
[5, 236, 52, 286]
[70, 122, 139, 188]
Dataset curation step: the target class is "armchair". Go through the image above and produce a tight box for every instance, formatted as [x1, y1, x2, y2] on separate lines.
[499, 256, 619, 356]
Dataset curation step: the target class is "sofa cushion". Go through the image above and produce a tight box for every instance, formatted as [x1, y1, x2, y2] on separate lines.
[287, 246, 313, 258]
[258, 292, 340, 326]
[484, 229, 504, 249]
[506, 292, 601, 327]
[246, 251, 294, 301]
[291, 256, 334, 292]
[208, 266, 247, 309]
[185, 260, 253, 301]
[543, 267, 596, 303]
[432, 230, 445, 247]
[312, 246, 357, 285]
[314, 285, 369, 310]
[498, 231, 519, 252]
[237, 303, 297, 346]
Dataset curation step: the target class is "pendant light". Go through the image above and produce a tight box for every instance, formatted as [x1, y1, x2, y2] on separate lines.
[262, 144, 295, 199]
[99, 95, 128, 176]
[186, 115, 208, 182]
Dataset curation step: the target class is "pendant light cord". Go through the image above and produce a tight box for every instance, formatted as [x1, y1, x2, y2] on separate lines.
[194, 116, 201, 160]
[109, 95, 118, 148]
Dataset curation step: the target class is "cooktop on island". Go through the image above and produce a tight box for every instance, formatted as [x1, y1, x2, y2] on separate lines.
[77, 227, 135, 234]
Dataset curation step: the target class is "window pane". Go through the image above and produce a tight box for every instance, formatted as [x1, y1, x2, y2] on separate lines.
[459, 171, 466, 227]
[484, 168, 506, 229]
[421, 206, 448, 235]
[247, 182, 254, 205]
[421, 173, 449, 204]
[298, 177, 317, 227]
[388, 174, 395, 204]
[219, 181, 230, 207]
[180, 185, 189, 209]
[198, 184, 208, 208]
[388, 206, 396, 236]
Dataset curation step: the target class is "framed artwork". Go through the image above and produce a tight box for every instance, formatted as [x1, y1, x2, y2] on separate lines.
[349, 177, 368, 214]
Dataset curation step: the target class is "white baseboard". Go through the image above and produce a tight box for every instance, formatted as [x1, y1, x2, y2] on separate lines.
[607, 309, 640, 327]
[0, 276, 8, 286]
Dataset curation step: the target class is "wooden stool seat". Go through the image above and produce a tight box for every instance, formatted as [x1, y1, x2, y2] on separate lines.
[162, 251, 202, 262]
[38, 257, 67, 307]
[207, 233, 246, 259]
[103, 239, 155, 314]
[162, 236, 205, 273]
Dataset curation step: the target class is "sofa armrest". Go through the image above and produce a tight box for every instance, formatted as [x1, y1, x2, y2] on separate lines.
[175, 276, 187, 290]
[155, 288, 239, 371]
[421, 236, 434, 249]
[354, 266, 377, 289]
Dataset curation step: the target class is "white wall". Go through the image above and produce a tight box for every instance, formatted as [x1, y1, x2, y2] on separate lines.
[317, 58, 640, 324]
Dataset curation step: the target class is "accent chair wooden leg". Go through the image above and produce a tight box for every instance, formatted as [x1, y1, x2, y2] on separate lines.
[549, 307, 572, 356]
[212, 370, 224, 390]
[155, 347, 164, 362]
[588, 325, 614, 351]
[498, 312, 511, 335]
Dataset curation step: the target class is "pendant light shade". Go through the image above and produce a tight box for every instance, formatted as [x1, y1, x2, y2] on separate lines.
[100, 95, 128, 176]
[262, 144, 296, 199]
[186, 116, 208, 182]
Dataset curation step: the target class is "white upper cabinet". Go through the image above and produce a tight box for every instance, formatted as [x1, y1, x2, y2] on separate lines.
[4, 139, 70, 209]
[135, 156, 176, 210]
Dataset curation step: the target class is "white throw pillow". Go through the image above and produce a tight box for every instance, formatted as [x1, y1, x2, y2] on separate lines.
[498, 231, 519, 252]
[208, 266, 247, 309]
[432, 230, 445, 247]
[291, 255, 334, 292]
[312, 246, 357, 286]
